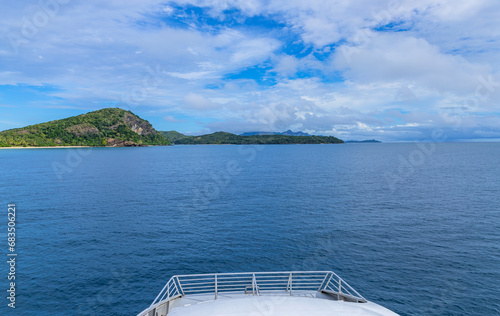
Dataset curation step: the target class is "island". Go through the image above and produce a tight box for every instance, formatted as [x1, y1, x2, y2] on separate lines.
[240, 130, 312, 136]
[0, 107, 346, 147]
[0, 108, 170, 147]
[160, 131, 343, 144]
[344, 139, 381, 143]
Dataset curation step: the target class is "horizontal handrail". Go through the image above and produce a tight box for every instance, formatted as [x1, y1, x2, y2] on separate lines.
[137, 271, 367, 316]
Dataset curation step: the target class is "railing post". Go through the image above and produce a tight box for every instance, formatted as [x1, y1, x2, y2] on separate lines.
[318, 273, 329, 291]
[324, 272, 334, 292]
[215, 274, 218, 300]
[338, 278, 342, 301]
[176, 276, 185, 296]
[252, 273, 256, 296]
[288, 273, 293, 296]
[255, 274, 260, 296]
[173, 279, 180, 298]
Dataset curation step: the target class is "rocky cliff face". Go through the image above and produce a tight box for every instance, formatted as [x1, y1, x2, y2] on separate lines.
[105, 138, 141, 147]
[123, 112, 157, 136]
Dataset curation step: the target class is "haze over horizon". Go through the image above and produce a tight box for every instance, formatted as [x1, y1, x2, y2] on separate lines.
[1, 1, 499, 142]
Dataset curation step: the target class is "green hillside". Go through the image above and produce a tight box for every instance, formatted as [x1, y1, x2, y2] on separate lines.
[163, 131, 343, 144]
[0, 108, 170, 147]
[160, 130, 190, 142]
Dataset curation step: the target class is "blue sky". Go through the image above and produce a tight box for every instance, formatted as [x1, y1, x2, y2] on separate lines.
[0, 0, 499, 141]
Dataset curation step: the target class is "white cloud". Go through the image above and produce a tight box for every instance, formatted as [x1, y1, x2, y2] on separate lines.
[271, 55, 299, 77]
[333, 33, 491, 94]
[229, 38, 281, 65]
[167, 71, 215, 80]
[183, 93, 221, 110]
[163, 115, 185, 122]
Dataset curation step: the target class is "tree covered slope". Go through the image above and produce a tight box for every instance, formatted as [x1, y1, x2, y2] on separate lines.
[161, 131, 343, 144]
[0, 108, 170, 147]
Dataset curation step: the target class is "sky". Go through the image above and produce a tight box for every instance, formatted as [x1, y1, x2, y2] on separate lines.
[0, 0, 499, 141]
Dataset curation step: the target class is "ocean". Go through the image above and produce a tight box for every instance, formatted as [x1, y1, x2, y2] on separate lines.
[1, 143, 499, 315]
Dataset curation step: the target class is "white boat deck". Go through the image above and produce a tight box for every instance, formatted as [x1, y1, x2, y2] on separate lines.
[137, 271, 400, 316]
[167, 292, 398, 316]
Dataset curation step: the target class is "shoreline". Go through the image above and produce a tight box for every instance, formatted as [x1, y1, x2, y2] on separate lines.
[0, 146, 93, 149]
[0, 145, 170, 149]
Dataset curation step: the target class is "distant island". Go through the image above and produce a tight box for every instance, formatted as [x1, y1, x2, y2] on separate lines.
[0, 108, 348, 147]
[160, 131, 343, 144]
[240, 130, 311, 137]
[344, 139, 381, 143]
[0, 108, 170, 147]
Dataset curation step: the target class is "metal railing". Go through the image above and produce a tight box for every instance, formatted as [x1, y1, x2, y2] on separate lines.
[137, 271, 367, 316]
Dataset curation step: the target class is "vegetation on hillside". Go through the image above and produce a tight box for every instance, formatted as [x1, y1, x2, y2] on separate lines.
[0, 108, 170, 147]
[160, 131, 190, 142]
[164, 131, 343, 144]
[0, 108, 344, 147]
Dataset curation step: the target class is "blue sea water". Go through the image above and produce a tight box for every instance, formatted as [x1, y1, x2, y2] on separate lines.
[0, 143, 499, 316]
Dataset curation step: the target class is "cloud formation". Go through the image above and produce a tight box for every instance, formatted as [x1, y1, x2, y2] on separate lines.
[0, 0, 499, 141]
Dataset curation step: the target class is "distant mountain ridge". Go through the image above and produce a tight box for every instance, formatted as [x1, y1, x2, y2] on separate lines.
[160, 131, 343, 144]
[0, 108, 170, 147]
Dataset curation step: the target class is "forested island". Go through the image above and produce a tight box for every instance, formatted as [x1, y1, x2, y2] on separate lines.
[0, 108, 169, 147]
[161, 131, 344, 144]
[345, 139, 381, 143]
[0, 108, 354, 147]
